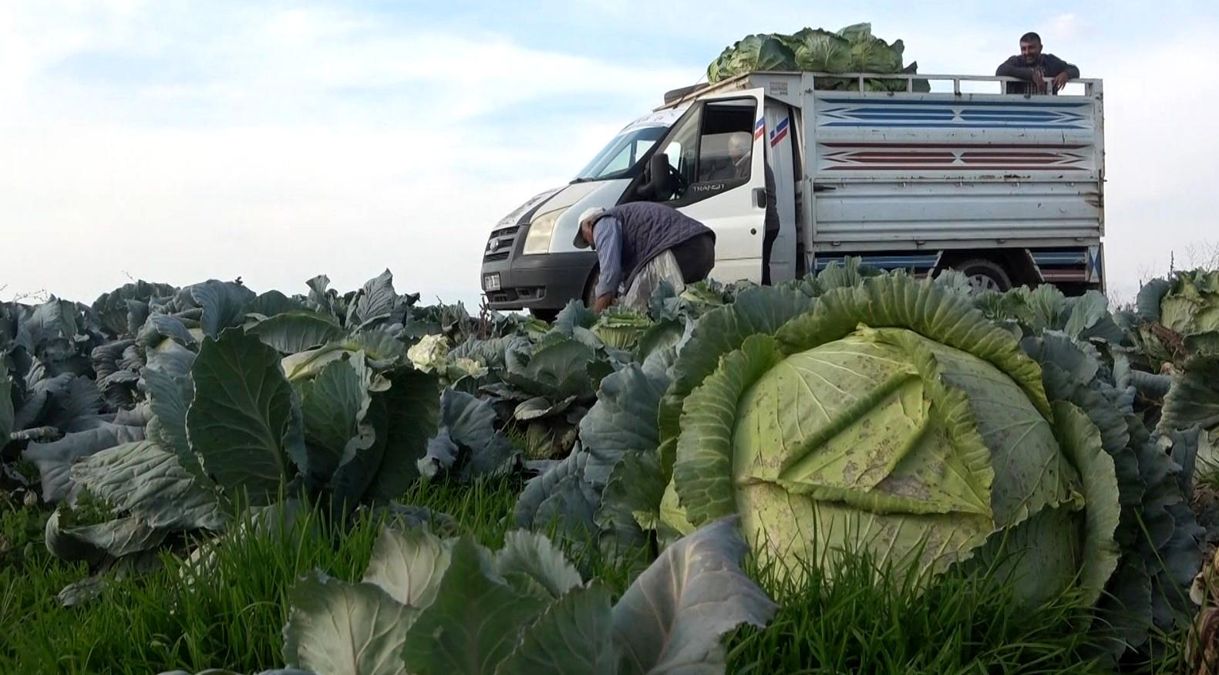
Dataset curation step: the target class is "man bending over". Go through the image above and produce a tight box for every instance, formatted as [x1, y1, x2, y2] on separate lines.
[573, 202, 716, 312]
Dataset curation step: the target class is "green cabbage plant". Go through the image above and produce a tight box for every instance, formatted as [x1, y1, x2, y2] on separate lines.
[706, 23, 928, 91]
[1123, 268, 1219, 369]
[167, 518, 776, 675]
[1124, 269, 1219, 516]
[660, 274, 1122, 612]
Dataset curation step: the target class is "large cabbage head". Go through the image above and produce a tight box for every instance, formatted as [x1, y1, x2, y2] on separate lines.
[661, 275, 1121, 606]
[707, 33, 799, 83]
[1128, 268, 1219, 366]
[1156, 269, 1219, 339]
[591, 308, 654, 351]
[706, 23, 925, 91]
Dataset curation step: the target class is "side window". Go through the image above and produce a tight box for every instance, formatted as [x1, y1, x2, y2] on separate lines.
[649, 97, 757, 204]
[660, 107, 701, 200]
[697, 100, 757, 183]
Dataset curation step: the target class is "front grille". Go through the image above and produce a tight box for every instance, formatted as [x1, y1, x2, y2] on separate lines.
[485, 287, 544, 305]
[483, 225, 521, 263]
[486, 289, 519, 304]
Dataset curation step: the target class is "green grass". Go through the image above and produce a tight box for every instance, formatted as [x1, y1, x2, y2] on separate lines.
[0, 477, 611, 673]
[0, 479, 521, 674]
[3, 498, 376, 672]
[1, 497, 93, 662]
[726, 551, 1106, 674]
[0, 478, 1169, 674]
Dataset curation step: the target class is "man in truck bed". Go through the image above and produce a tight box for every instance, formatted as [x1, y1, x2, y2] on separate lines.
[996, 31, 1080, 94]
[573, 202, 716, 312]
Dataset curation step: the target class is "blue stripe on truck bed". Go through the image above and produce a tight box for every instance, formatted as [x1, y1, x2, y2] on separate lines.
[815, 254, 939, 272]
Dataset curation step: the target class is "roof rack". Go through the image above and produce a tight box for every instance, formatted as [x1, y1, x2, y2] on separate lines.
[659, 71, 1102, 108]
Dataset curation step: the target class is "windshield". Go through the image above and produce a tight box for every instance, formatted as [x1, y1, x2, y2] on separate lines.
[574, 125, 669, 181]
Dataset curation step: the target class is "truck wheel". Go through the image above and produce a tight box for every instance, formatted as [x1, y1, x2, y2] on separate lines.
[952, 259, 1012, 293]
[583, 268, 600, 308]
[530, 308, 558, 323]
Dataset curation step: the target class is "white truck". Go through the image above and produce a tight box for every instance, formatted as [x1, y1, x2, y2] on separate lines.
[480, 71, 1105, 319]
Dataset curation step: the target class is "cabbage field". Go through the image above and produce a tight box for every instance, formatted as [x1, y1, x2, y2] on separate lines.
[3, 263, 1219, 673]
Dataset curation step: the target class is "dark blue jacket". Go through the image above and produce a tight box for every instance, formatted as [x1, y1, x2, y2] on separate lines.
[603, 202, 715, 290]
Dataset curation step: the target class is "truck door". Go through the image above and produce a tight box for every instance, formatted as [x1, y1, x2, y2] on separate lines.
[764, 101, 798, 284]
[652, 89, 770, 284]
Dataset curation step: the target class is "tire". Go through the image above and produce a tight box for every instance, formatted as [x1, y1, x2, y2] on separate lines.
[583, 267, 600, 308]
[952, 258, 1012, 293]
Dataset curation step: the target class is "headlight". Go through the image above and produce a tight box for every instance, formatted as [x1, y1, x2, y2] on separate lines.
[522, 208, 565, 255]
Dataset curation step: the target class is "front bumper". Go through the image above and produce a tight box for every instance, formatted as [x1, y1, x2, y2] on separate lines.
[481, 251, 597, 312]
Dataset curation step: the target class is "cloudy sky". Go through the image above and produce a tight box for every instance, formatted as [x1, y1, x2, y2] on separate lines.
[2, 1, 1216, 307]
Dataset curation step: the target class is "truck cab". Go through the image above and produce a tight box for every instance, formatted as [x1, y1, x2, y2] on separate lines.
[479, 107, 687, 320]
[481, 71, 1105, 317]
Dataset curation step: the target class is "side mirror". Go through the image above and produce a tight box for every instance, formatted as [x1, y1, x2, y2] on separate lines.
[648, 152, 674, 200]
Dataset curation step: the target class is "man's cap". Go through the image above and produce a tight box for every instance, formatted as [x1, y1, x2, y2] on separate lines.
[572, 207, 608, 248]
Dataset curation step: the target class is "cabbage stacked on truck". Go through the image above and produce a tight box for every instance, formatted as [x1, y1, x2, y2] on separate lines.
[707, 23, 929, 91]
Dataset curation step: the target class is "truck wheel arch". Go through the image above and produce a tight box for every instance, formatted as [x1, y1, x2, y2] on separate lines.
[935, 250, 1041, 293]
[950, 258, 1013, 292]
[583, 265, 601, 308]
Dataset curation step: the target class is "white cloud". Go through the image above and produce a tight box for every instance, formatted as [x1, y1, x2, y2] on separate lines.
[1090, 30, 1219, 301]
[0, 120, 596, 306]
[1047, 13, 1081, 41]
[1, 1, 1217, 312]
[0, 2, 688, 306]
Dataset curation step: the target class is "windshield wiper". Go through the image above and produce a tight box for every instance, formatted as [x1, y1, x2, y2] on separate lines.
[571, 169, 631, 185]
